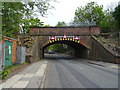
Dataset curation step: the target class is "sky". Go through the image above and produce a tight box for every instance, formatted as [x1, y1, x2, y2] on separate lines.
[39, 0, 120, 26]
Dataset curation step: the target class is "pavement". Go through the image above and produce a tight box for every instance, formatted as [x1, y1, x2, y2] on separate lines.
[0, 60, 48, 89]
[84, 59, 119, 69]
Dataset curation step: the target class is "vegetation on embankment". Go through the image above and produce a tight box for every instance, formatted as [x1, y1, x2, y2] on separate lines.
[0, 62, 29, 80]
[94, 35, 119, 56]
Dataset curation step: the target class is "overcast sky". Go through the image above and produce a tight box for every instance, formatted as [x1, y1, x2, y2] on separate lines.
[39, 0, 119, 26]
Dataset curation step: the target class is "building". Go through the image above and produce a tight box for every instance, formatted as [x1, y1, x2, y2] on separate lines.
[0, 36, 17, 70]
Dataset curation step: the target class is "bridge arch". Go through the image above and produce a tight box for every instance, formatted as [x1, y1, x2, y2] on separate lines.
[43, 39, 89, 59]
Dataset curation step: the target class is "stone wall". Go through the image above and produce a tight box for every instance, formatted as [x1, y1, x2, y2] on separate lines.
[90, 37, 120, 63]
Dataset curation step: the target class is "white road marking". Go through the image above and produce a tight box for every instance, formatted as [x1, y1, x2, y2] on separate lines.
[1, 74, 24, 88]
[11, 74, 24, 79]
[12, 81, 29, 88]
[1, 62, 48, 88]
[109, 66, 119, 69]
[35, 70, 44, 76]
[40, 64, 47, 69]
[2, 79, 20, 88]
[23, 74, 34, 78]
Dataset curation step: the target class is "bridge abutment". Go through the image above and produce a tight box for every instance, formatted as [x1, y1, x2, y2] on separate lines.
[89, 36, 120, 63]
[30, 36, 42, 60]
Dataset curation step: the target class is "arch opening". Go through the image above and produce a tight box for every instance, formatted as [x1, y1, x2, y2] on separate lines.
[42, 40, 89, 59]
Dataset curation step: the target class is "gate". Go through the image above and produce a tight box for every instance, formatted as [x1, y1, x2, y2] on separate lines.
[16, 46, 26, 64]
[4, 40, 12, 67]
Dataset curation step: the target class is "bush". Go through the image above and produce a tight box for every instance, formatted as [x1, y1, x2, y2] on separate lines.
[0, 67, 10, 79]
[0, 62, 29, 80]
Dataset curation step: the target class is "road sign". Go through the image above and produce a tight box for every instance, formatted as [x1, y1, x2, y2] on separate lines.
[49, 35, 80, 44]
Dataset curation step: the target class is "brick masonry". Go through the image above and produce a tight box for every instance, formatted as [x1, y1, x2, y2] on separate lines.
[16, 26, 119, 63]
[29, 27, 100, 60]
[30, 27, 100, 36]
[30, 27, 100, 48]
[15, 26, 120, 64]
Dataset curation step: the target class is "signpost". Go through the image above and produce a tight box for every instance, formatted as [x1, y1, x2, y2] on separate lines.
[49, 35, 80, 43]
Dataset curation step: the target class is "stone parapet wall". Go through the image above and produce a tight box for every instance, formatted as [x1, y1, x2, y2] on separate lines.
[30, 27, 100, 36]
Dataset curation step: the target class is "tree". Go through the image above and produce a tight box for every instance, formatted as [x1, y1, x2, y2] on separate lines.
[46, 44, 74, 53]
[112, 3, 120, 39]
[2, 2, 24, 37]
[74, 2, 117, 33]
[99, 10, 115, 33]
[20, 18, 44, 34]
[43, 25, 51, 27]
[113, 4, 120, 31]
[56, 21, 66, 27]
[2, 1, 53, 37]
[74, 2, 105, 25]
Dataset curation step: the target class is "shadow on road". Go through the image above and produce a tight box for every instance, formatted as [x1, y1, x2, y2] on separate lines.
[44, 53, 75, 60]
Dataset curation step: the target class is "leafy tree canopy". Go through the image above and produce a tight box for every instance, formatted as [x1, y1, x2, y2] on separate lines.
[113, 4, 120, 30]
[56, 21, 66, 27]
[2, 1, 53, 37]
[20, 18, 44, 33]
[74, 2, 105, 25]
[45, 44, 74, 53]
[99, 10, 115, 33]
[74, 2, 116, 33]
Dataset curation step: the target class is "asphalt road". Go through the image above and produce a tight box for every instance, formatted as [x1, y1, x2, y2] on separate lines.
[44, 54, 118, 88]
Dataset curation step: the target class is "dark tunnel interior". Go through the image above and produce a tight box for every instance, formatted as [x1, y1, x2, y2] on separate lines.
[43, 40, 89, 59]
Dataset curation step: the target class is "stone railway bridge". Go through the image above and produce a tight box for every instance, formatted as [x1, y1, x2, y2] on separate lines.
[20, 26, 120, 63]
